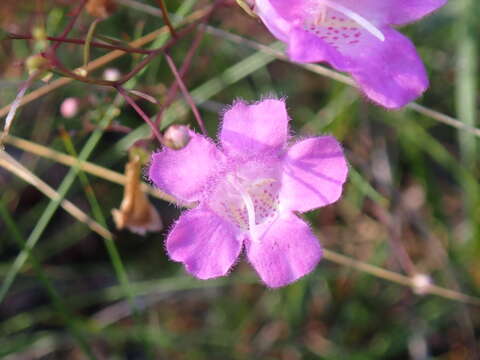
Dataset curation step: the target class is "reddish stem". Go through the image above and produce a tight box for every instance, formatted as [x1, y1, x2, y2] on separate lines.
[51, 0, 87, 52]
[8, 33, 152, 54]
[44, 16, 213, 89]
[116, 86, 164, 146]
[156, 0, 177, 38]
[156, 25, 208, 127]
[164, 53, 207, 135]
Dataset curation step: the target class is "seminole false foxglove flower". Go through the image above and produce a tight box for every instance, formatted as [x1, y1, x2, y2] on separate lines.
[251, 0, 447, 109]
[149, 99, 348, 287]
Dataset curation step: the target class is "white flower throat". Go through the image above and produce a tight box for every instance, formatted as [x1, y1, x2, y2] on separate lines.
[307, 0, 385, 41]
[209, 164, 281, 242]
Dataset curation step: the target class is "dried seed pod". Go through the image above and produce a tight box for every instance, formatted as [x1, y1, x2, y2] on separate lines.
[112, 156, 162, 235]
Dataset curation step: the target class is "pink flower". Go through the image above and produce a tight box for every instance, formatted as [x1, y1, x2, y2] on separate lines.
[149, 99, 348, 288]
[253, 0, 447, 109]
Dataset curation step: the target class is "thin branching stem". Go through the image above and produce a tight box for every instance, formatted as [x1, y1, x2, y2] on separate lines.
[0, 109, 116, 304]
[116, 86, 165, 145]
[83, 18, 101, 71]
[156, 0, 177, 38]
[0, 71, 38, 147]
[0, 152, 113, 239]
[1, 131, 183, 204]
[164, 53, 207, 134]
[43, 16, 211, 88]
[51, 0, 87, 52]
[0, 5, 217, 118]
[156, 25, 208, 126]
[8, 33, 154, 54]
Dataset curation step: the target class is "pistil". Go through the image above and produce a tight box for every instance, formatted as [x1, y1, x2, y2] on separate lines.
[227, 175, 259, 242]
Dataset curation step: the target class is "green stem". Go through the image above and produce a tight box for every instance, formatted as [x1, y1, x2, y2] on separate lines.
[58, 129, 141, 318]
[59, 102, 155, 359]
[456, 0, 479, 243]
[83, 19, 101, 70]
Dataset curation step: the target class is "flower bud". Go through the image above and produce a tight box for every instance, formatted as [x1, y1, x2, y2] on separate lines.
[411, 273, 432, 295]
[25, 54, 49, 75]
[32, 26, 48, 52]
[86, 0, 117, 19]
[32, 26, 47, 42]
[103, 67, 121, 82]
[60, 97, 80, 119]
[74, 67, 88, 77]
[163, 125, 191, 150]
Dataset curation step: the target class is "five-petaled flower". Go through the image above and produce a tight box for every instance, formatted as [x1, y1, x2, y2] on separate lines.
[252, 0, 447, 109]
[149, 98, 348, 288]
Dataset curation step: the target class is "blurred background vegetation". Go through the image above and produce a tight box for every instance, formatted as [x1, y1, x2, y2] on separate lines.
[0, 0, 479, 359]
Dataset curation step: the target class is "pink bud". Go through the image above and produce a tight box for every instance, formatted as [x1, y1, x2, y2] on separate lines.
[60, 97, 80, 119]
[411, 273, 432, 295]
[163, 125, 191, 150]
[103, 67, 121, 82]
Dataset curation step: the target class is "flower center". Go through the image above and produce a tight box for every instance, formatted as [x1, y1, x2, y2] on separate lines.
[208, 166, 281, 241]
[307, 0, 385, 41]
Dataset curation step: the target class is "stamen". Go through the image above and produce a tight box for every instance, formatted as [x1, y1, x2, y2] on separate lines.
[315, 3, 328, 25]
[249, 178, 277, 188]
[249, 178, 278, 208]
[228, 202, 248, 229]
[317, 0, 385, 41]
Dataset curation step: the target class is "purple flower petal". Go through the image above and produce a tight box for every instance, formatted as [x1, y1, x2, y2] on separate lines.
[246, 213, 322, 288]
[264, 0, 447, 28]
[254, 0, 295, 42]
[149, 132, 224, 203]
[288, 27, 428, 109]
[220, 99, 290, 156]
[148, 98, 349, 288]
[279, 136, 348, 213]
[255, 0, 444, 108]
[167, 207, 243, 280]
[336, 0, 448, 26]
